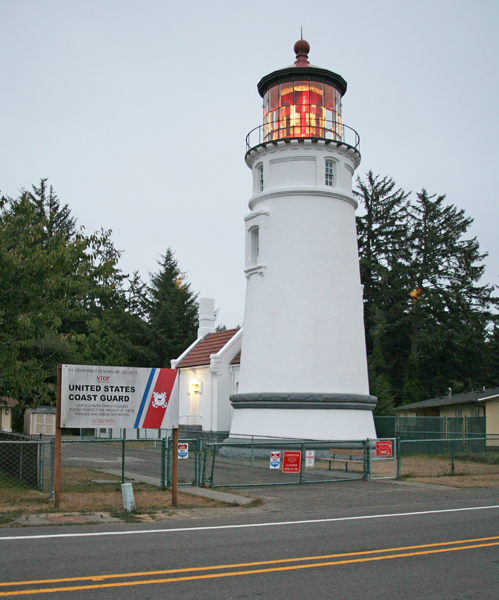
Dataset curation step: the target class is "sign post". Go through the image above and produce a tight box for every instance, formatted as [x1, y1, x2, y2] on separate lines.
[172, 427, 179, 506]
[54, 365, 62, 509]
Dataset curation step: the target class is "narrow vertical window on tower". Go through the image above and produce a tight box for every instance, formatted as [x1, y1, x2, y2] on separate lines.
[249, 227, 260, 266]
[325, 160, 334, 186]
[259, 165, 264, 192]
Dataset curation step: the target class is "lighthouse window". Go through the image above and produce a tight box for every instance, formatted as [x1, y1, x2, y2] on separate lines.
[259, 165, 264, 192]
[249, 227, 259, 265]
[325, 160, 334, 186]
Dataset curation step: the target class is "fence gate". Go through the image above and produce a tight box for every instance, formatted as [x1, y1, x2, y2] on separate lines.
[369, 438, 397, 480]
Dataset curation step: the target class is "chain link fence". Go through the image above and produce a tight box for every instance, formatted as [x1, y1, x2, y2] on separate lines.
[3, 432, 499, 497]
[201, 439, 376, 488]
[398, 437, 499, 479]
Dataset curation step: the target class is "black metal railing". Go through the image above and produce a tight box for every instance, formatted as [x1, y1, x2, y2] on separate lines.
[246, 122, 360, 153]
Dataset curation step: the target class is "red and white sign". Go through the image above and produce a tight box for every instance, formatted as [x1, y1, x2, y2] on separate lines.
[178, 443, 189, 459]
[376, 440, 393, 457]
[61, 364, 179, 429]
[305, 450, 315, 467]
[270, 451, 281, 469]
[282, 451, 302, 473]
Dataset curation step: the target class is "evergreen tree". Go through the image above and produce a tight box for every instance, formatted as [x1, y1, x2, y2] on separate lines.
[29, 178, 76, 242]
[356, 175, 498, 407]
[147, 248, 198, 367]
[0, 189, 126, 411]
[405, 189, 496, 397]
[355, 171, 410, 356]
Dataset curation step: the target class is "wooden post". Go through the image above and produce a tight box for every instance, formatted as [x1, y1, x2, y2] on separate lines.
[54, 364, 62, 509]
[172, 427, 179, 506]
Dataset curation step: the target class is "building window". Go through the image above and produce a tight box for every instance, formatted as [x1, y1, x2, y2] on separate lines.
[249, 227, 259, 265]
[456, 409, 463, 418]
[472, 408, 480, 417]
[325, 160, 334, 186]
[259, 165, 264, 192]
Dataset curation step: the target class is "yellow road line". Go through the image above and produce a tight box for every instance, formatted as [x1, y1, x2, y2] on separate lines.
[1, 537, 499, 596]
[1, 534, 498, 588]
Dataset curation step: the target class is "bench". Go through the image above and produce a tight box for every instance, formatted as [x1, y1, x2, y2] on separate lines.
[319, 448, 367, 472]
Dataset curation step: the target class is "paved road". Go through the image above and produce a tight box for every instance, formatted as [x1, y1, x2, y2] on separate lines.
[1, 481, 498, 599]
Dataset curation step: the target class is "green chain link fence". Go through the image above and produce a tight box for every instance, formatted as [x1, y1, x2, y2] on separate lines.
[3, 432, 499, 497]
[398, 437, 499, 479]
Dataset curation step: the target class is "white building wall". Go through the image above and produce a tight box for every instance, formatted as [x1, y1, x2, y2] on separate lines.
[239, 140, 369, 397]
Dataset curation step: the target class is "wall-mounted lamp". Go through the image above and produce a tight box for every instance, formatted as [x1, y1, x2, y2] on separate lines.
[4, 408, 8, 415]
[189, 378, 201, 394]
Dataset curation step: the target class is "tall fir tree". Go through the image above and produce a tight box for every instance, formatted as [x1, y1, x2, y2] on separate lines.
[356, 175, 498, 407]
[405, 189, 496, 398]
[147, 248, 198, 368]
[29, 178, 77, 242]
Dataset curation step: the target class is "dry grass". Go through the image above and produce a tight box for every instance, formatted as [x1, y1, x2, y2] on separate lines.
[410, 473, 499, 488]
[0, 485, 221, 521]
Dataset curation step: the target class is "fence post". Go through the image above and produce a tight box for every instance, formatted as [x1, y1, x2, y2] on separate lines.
[363, 439, 371, 481]
[396, 438, 401, 479]
[121, 437, 125, 484]
[451, 438, 455, 476]
[161, 437, 166, 491]
[210, 444, 217, 487]
[38, 441, 44, 490]
[300, 443, 305, 484]
[49, 438, 55, 500]
[19, 442, 23, 484]
[166, 437, 171, 487]
[193, 438, 198, 486]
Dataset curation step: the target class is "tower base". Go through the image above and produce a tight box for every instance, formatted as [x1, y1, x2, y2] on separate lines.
[228, 394, 377, 440]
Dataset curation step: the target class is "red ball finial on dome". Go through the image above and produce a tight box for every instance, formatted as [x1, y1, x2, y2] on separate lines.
[294, 38, 310, 66]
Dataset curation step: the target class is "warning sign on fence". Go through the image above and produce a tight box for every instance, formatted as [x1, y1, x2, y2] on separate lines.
[376, 440, 393, 457]
[305, 450, 315, 467]
[270, 451, 281, 469]
[178, 443, 189, 459]
[282, 451, 301, 473]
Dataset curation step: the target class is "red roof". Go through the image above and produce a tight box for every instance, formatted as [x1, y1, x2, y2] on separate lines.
[230, 351, 241, 365]
[176, 328, 240, 368]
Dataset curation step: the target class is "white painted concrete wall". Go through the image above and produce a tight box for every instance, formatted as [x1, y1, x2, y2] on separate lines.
[239, 139, 369, 396]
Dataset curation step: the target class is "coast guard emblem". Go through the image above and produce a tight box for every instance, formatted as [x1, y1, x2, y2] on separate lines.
[152, 391, 168, 409]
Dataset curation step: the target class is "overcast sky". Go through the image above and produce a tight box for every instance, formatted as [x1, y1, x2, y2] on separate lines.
[2, 0, 498, 328]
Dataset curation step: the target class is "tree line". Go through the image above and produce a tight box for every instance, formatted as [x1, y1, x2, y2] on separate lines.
[356, 171, 498, 414]
[1, 175, 497, 424]
[0, 180, 198, 425]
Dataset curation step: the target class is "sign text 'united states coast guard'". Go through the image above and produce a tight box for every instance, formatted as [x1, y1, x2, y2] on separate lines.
[61, 365, 179, 429]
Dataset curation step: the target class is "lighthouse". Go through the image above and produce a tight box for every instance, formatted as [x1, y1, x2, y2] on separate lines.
[228, 39, 377, 440]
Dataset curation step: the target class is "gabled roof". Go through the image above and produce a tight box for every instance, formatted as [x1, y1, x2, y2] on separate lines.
[176, 328, 240, 368]
[1, 397, 18, 408]
[230, 351, 241, 365]
[395, 386, 499, 411]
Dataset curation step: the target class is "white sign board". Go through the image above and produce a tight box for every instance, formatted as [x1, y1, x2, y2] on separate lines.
[305, 450, 315, 467]
[270, 451, 281, 469]
[61, 364, 179, 429]
[178, 443, 189, 459]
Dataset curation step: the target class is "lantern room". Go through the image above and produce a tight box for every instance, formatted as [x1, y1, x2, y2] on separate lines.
[256, 39, 348, 144]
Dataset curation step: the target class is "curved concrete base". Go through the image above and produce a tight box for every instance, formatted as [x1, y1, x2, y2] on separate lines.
[228, 406, 377, 441]
[230, 392, 377, 411]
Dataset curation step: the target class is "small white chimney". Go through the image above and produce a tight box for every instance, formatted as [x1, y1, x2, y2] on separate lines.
[197, 297, 216, 339]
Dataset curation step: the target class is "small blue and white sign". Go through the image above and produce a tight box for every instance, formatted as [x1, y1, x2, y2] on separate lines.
[270, 451, 281, 469]
[178, 442, 189, 459]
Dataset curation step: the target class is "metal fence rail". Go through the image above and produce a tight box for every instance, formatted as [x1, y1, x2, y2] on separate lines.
[398, 437, 499, 479]
[0, 439, 53, 492]
[3, 434, 499, 498]
[201, 440, 371, 488]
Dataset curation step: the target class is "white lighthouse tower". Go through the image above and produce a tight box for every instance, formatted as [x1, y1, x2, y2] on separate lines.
[229, 39, 377, 440]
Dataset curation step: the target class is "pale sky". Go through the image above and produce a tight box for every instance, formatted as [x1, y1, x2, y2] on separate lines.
[2, 0, 498, 328]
